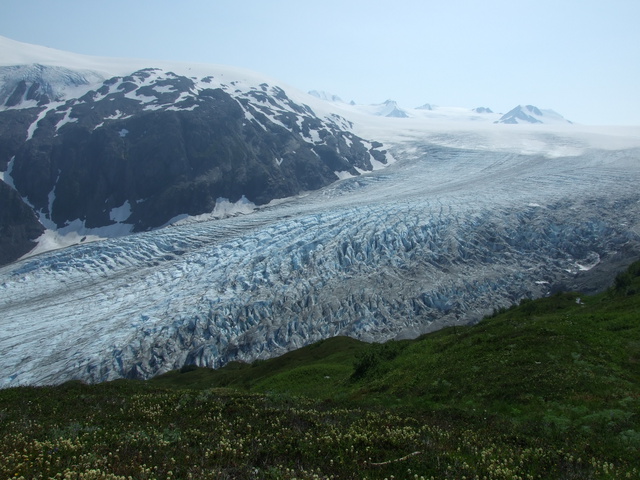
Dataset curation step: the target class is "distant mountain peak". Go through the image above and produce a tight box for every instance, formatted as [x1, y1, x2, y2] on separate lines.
[374, 99, 409, 118]
[308, 90, 344, 103]
[495, 104, 572, 125]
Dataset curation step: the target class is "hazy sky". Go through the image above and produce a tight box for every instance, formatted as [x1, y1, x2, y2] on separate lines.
[1, 0, 639, 125]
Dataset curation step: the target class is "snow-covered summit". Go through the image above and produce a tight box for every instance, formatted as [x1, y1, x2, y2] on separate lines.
[0, 35, 321, 112]
[308, 90, 344, 103]
[374, 99, 409, 118]
[350, 99, 410, 118]
[496, 104, 572, 125]
[0, 63, 106, 108]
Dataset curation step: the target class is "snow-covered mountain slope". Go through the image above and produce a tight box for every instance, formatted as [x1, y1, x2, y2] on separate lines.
[362, 99, 410, 118]
[308, 90, 344, 103]
[0, 63, 105, 108]
[495, 104, 572, 124]
[0, 35, 298, 100]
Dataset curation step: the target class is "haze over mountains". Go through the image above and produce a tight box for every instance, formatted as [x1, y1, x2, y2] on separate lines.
[1, 35, 639, 387]
[307, 90, 573, 125]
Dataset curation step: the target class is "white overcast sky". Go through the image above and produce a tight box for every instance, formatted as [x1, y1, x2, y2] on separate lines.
[1, 0, 639, 125]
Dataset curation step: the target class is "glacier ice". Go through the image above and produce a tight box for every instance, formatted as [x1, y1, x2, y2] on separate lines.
[1, 142, 639, 387]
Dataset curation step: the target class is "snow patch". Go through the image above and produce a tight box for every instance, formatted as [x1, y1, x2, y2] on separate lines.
[21, 219, 135, 260]
[109, 200, 132, 222]
[244, 110, 267, 131]
[129, 91, 157, 104]
[166, 104, 198, 112]
[258, 109, 291, 131]
[55, 109, 78, 131]
[143, 104, 163, 111]
[47, 171, 60, 219]
[212, 195, 256, 217]
[153, 85, 177, 93]
[334, 170, 356, 180]
[168, 195, 258, 227]
[0, 156, 16, 188]
[105, 110, 130, 120]
[26, 107, 53, 141]
[369, 154, 390, 170]
[307, 129, 322, 143]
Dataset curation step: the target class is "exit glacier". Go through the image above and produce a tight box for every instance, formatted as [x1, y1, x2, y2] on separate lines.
[1, 132, 640, 386]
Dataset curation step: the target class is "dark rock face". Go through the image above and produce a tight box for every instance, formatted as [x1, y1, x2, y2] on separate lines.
[0, 108, 41, 168]
[0, 181, 44, 265]
[0, 67, 388, 264]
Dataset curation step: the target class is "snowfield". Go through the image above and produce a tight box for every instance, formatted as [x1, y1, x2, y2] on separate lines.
[1, 127, 639, 387]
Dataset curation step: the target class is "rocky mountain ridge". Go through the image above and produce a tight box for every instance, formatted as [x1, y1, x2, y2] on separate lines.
[495, 104, 572, 124]
[0, 56, 389, 264]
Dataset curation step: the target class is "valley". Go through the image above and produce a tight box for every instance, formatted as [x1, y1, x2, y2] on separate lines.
[2, 135, 639, 386]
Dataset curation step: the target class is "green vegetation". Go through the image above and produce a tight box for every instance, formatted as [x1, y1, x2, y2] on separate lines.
[2, 260, 640, 479]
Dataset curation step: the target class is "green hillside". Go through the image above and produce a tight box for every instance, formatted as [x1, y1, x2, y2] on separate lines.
[2, 260, 639, 479]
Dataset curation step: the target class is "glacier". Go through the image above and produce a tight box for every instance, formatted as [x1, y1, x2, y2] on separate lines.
[1, 136, 640, 387]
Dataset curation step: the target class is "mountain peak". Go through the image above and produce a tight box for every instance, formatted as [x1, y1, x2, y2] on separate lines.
[308, 90, 344, 103]
[374, 99, 409, 118]
[495, 104, 572, 125]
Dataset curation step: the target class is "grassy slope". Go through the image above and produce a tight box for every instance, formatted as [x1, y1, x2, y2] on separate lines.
[152, 335, 369, 398]
[2, 260, 639, 479]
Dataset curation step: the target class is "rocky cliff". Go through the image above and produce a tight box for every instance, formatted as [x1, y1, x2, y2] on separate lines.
[0, 66, 388, 264]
